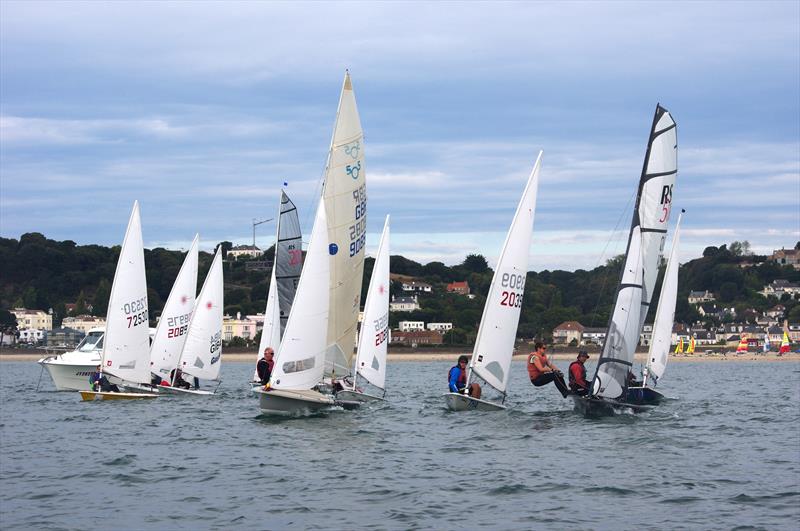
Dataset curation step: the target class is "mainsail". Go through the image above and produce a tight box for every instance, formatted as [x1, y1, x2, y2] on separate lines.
[469, 152, 542, 396]
[179, 246, 223, 382]
[637, 105, 678, 333]
[271, 198, 330, 390]
[255, 191, 302, 379]
[353, 215, 390, 391]
[643, 212, 683, 386]
[323, 72, 367, 377]
[150, 234, 199, 381]
[102, 201, 151, 385]
[779, 330, 791, 354]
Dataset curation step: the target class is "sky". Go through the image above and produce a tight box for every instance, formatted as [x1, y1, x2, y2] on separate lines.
[1, 1, 798, 271]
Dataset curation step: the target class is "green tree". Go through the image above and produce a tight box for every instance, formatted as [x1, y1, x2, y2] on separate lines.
[462, 254, 489, 274]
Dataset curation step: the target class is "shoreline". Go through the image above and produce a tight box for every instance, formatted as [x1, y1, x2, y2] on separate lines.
[5, 350, 798, 363]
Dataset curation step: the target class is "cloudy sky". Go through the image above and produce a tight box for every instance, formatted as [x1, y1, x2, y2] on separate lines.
[1, 1, 798, 271]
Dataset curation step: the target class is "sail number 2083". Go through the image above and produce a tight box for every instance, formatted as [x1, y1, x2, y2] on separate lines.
[500, 273, 525, 308]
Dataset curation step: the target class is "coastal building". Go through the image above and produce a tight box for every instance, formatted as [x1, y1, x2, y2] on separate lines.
[390, 329, 443, 346]
[427, 322, 453, 333]
[446, 281, 470, 295]
[582, 327, 606, 346]
[222, 312, 257, 341]
[688, 290, 715, 304]
[765, 305, 786, 319]
[760, 279, 800, 298]
[227, 244, 262, 259]
[46, 327, 84, 348]
[389, 295, 420, 312]
[61, 315, 106, 334]
[9, 308, 52, 331]
[245, 313, 266, 333]
[770, 247, 800, 269]
[553, 321, 584, 345]
[18, 328, 45, 344]
[401, 281, 432, 293]
[398, 321, 425, 332]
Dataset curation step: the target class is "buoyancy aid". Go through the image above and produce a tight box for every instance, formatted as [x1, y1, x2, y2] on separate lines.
[568, 360, 588, 390]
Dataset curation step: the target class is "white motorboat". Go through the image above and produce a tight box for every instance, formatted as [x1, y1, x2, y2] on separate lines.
[38, 328, 104, 391]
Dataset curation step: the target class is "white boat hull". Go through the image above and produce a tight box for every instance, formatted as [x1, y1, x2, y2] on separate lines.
[157, 385, 214, 396]
[335, 389, 384, 404]
[254, 388, 335, 416]
[444, 392, 506, 411]
[38, 356, 99, 391]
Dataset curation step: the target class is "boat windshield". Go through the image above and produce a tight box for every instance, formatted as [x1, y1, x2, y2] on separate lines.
[76, 332, 104, 352]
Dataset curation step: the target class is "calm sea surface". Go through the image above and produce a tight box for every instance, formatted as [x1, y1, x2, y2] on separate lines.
[1, 359, 799, 530]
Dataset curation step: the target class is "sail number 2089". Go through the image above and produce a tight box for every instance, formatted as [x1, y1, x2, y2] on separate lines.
[500, 273, 525, 308]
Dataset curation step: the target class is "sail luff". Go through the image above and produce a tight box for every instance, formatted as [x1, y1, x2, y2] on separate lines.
[353, 215, 390, 390]
[469, 152, 542, 395]
[101, 201, 151, 385]
[644, 211, 683, 385]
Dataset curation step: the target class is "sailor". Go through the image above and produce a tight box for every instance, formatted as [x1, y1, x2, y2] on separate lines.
[568, 351, 591, 396]
[170, 368, 191, 389]
[257, 347, 275, 385]
[448, 355, 481, 398]
[89, 365, 120, 393]
[527, 342, 569, 398]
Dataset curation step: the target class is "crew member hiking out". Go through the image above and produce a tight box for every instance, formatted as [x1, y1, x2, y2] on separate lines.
[448, 355, 481, 398]
[527, 342, 569, 398]
[568, 351, 591, 396]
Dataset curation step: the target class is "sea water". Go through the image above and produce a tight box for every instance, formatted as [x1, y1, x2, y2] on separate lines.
[1, 360, 798, 530]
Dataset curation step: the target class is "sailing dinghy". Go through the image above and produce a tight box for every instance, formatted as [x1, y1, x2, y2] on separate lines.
[255, 71, 367, 415]
[252, 190, 302, 386]
[336, 215, 390, 404]
[626, 210, 684, 406]
[159, 246, 224, 395]
[80, 201, 158, 401]
[444, 152, 543, 411]
[573, 104, 677, 417]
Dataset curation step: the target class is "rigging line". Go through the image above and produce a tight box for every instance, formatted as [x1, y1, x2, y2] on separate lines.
[586, 186, 638, 330]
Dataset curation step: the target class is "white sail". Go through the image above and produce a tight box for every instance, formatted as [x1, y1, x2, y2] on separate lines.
[354, 215, 390, 391]
[637, 106, 678, 332]
[470, 152, 542, 395]
[323, 71, 367, 377]
[101, 201, 151, 385]
[271, 198, 330, 390]
[645, 211, 683, 385]
[593, 226, 644, 399]
[255, 191, 302, 380]
[179, 246, 223, 382]
[150, 234, 199, 382]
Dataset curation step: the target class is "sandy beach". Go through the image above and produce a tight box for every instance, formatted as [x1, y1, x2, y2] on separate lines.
[4, 348, 797, 363]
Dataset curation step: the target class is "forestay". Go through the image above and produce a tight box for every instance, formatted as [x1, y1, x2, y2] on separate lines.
[102, 201, 151, 385]
[469, 152, 543, 395]
[354, 215, 390, 391]
[179, 247, 223, 382]
[644, 212, 683, 385]
[271, 198, 330, 390]
[323, 72, 367, 377]
[150, 234, 198, 381]
[637, 105, 677, 333]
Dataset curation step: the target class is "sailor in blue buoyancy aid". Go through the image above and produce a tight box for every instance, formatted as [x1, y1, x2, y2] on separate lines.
[448, 355, 481, 398]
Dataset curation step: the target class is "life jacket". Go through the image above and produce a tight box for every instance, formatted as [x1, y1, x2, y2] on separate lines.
[527, 352, 547, 380]
[448, 366, 466, 388]
[568, 360, 587, 390]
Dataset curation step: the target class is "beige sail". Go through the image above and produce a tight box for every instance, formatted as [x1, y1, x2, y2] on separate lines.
[322, 71, 366, 377]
